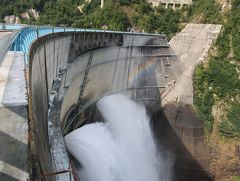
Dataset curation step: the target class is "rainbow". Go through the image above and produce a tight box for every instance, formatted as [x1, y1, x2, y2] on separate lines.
[128, 57, 158, 85]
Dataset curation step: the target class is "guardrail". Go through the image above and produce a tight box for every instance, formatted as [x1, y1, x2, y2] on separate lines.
[0, 23, 24, 30]
[0, 26, 25, 64]
[2, 24, 165, 66]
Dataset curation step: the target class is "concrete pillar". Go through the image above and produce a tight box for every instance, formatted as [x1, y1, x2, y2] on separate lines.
[165, 3, 168, 8]
[101, 0, 104, 9]
[36, 27, 39, 38]
[173, 3, 176, 10]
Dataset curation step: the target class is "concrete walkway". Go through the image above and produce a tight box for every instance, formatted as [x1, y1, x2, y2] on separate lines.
[0, 51, 29, 181]
[162, 24, 222, 105]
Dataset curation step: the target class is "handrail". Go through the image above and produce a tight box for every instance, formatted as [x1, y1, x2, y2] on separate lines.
[1, 23, 164, 67]
[0, 26, 28, 64]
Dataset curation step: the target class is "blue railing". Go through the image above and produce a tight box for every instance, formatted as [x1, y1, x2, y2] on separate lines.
[10, 26, 84, 64]
[1, 23, 162, 65]
[0, 23, 24, 30]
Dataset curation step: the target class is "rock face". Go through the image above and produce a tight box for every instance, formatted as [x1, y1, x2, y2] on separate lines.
[4, 15, 21, 24]
[209, 104, 240, 180]
[4, 9, 39, 24]
[21, 9, 39, 20]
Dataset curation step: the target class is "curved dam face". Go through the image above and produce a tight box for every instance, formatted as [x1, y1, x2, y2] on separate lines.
[29, 31, 211, 180]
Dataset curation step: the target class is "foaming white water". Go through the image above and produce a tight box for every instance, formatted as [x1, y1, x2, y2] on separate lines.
[65, 94, 172, 181]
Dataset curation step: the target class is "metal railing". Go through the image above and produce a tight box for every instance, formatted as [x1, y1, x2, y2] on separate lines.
[4, 24, 164, 66]
[0, 25, 25, 63]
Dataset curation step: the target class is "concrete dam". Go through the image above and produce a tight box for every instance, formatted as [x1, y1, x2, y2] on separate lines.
[0, 24, 221, 181]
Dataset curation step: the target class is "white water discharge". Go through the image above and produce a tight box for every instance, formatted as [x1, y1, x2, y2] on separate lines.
[65, 94, 172, 181]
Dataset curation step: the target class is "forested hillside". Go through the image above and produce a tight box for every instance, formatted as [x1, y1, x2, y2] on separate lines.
[0, 0, 231, 39]
[0, 0, 188, 39]
[193, 0, 240, 138]
[0, 0, 182, 39]
[192, 2, 240, 178]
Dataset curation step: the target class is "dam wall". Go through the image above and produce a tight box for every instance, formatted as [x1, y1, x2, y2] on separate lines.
[28, 29, 212, 180]
[29, 32, 125, 180]
[29, 31, 175, 180]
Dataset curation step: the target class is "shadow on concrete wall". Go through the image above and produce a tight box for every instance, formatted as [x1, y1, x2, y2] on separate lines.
[5, 106, 27, 119]
[0, 130, 28, 173]
[151, 106, 213, 181]
[0, 172, 19, 181]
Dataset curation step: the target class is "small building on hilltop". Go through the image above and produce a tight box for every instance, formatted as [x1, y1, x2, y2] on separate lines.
[148, 0, 192, 8]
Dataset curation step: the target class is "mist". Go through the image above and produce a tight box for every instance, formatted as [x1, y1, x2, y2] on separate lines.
[65, 94, 173, 181]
